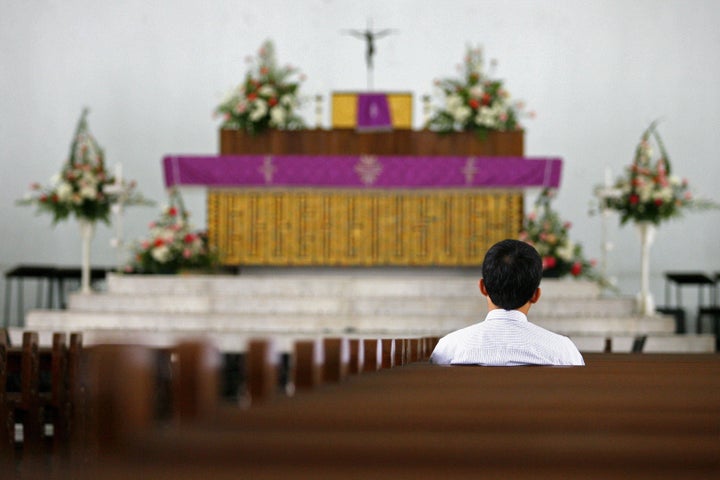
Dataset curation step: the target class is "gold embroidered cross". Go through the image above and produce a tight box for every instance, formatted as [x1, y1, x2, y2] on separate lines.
[355, 155, 383, 186]
[462, 157, 477, 185]
[259, 156, 276, 184]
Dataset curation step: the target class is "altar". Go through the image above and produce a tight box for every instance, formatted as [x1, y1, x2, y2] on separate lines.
[163, 129, 563, 266]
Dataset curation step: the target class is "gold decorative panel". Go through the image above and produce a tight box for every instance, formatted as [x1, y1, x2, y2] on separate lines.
[208, 189, 523, 266]
[331, 92, 413, 129]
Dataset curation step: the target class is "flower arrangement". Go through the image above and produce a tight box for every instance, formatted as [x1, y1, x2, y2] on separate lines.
[125, 189, 219, 274]
[600, 121, 710, 225]
[17, 109, 150, 224]
[427, 45, 530, 138]
[520, 189, 601, 281]
[215, 39, 305, 134]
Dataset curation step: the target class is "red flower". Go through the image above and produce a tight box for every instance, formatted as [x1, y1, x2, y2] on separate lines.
[39, 194, 48, 203]
[268, 97, 278, 107]
[481, 93, 492, 106]
[168, 207, 178, 217]
[654, 198, 663, 206]
[629, 194, 640, 205]
[183, 233, 196, 244]
[153, 238, 165, 247]
[247, 93, 258, 101]
[259, 66, 269, 76]
[542, 256, 557, 269]
[570, 262, 583, 276]
[468, 98, 480, 109]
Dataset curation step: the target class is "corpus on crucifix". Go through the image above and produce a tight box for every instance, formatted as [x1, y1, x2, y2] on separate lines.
[342, 19, 397, 90]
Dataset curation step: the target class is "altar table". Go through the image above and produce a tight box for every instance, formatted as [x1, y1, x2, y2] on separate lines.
[162, 154, 562, 266]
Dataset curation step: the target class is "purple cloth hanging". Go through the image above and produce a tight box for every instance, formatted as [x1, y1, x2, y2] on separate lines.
[162, 155, 563, 189]
[356, 93, 392, 131]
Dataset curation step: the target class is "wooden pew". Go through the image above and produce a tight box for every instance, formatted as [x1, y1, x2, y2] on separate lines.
[6, 332, 44, 462]
[322, 337, 349, 383]
[171, 340, 221, 424]
[293, 339, 323, 390]
[244, 339, 279, 405]
[46, 335, 717, 479]
[67, 343, 720, 480]
[347, 338, 364, 374]
[0, 331, 84, 478]
[0, 330, 13, 470]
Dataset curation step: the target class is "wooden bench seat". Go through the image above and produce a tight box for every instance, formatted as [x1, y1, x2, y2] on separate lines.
[4, 334, 712, 479]
[59, 341, 720, 480]
[0, 330, 84, 477]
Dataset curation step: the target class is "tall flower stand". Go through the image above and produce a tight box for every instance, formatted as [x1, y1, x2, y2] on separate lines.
[635, 221, 656, 316]
[78, 219, 96, 294]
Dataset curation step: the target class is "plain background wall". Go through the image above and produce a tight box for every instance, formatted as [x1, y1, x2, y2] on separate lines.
[1, 0, 719, 328]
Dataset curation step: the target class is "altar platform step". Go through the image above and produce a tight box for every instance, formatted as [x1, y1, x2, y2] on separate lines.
[23, 272, 713, 353]
[63, 291, 637, 319]
[23, 309, 676, 336]
[104, 273, 604, 298]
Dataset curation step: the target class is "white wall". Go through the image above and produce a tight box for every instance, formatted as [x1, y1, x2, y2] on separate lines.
[2, 0, 719, 327]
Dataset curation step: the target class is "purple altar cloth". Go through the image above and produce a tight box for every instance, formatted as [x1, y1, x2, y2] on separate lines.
[162, 155, 562, 189]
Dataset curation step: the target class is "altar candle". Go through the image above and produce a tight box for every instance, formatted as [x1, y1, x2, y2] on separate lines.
[315, 94, 323, 129]
[115, 163, 123, 184]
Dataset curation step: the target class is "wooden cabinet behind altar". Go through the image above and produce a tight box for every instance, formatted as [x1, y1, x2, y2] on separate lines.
[219, 129, 524, 156]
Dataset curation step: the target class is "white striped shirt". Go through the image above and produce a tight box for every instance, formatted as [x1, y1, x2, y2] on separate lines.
[430, 309, 585, 366]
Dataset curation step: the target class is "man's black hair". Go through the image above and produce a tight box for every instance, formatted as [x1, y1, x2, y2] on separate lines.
[481, 239, 542, 310]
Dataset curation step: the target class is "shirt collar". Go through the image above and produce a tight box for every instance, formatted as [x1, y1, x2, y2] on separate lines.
[485, 309, 528, 322]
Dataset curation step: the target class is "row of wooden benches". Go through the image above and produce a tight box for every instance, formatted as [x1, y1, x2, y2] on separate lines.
[0, 329, 439, 478]
[3, 330, 719, 479]
[1, 331, 84, 467]
[83, 347, 720, 479]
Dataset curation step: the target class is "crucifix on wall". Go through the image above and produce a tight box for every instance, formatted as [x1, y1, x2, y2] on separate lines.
[342, 19, 397, 90]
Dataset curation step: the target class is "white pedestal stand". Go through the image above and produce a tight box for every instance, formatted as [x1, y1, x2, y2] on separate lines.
[78, 219, 96, 294]
[635, 221, 656, 316]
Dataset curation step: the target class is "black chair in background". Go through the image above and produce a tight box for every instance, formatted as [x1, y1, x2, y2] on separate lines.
[696, 272, 720, 351]
[656, 272, 716, 335]
[3, 265, 111, 328]
[3, 265, 57, 328]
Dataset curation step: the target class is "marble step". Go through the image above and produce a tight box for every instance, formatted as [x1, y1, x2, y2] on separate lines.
[105, 273, 602, 299]
[571, 334, 716, 354]
[25, 309, 676, 336]
[66, 292, 636, 317]
[533, 315, 676, 335]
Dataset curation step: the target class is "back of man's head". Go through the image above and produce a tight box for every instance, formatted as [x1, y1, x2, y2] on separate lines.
[481, 239, 542, 310]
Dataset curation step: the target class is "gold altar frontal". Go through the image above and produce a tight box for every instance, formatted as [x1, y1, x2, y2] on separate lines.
[208, 189, 523, 266]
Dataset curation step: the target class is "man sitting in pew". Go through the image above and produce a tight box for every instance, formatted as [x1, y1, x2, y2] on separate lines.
[431, 239, 585, 366]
